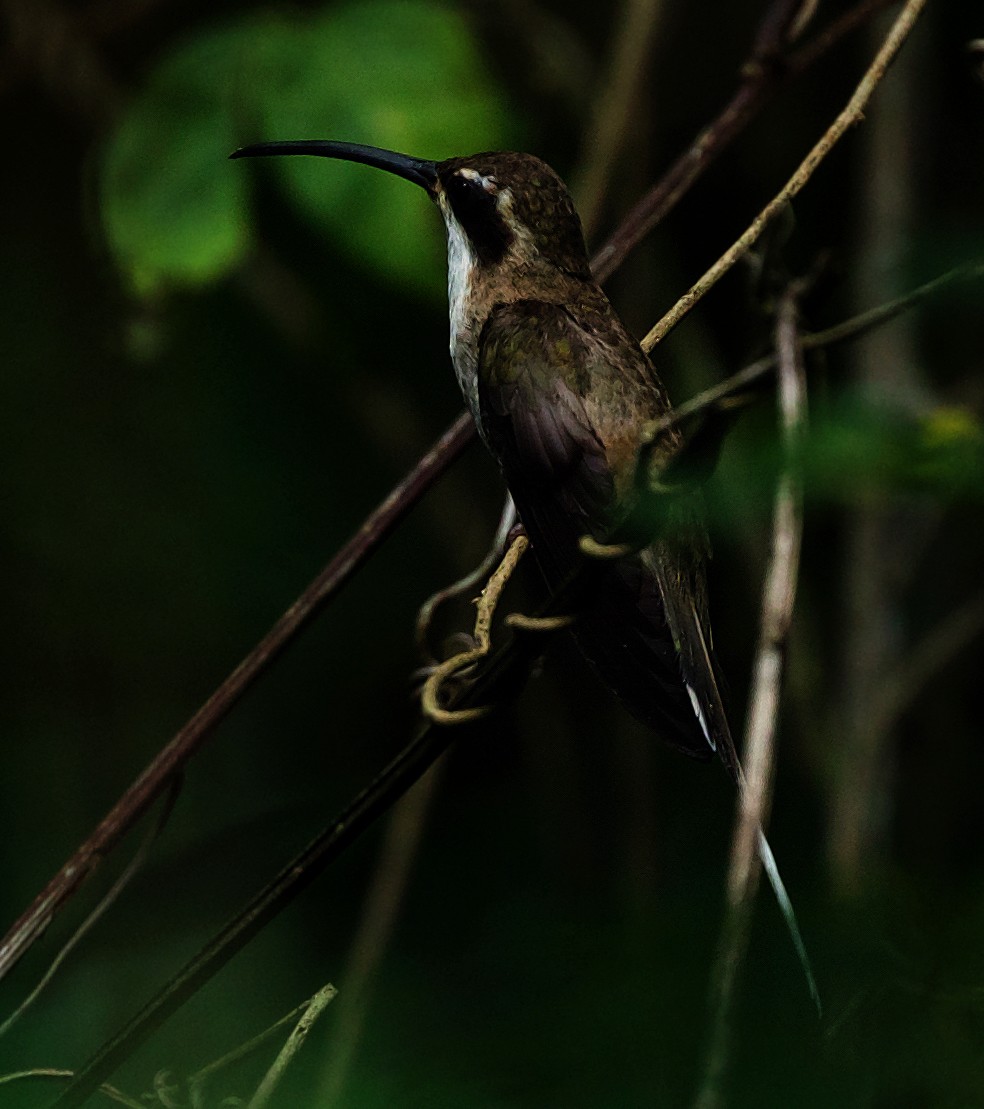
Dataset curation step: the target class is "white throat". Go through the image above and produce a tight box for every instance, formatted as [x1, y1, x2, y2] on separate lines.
[443, 209, 482, 424]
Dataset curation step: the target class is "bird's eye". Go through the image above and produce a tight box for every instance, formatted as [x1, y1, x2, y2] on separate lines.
[445, 172, 497, 224]
[443, 169, 511, 264]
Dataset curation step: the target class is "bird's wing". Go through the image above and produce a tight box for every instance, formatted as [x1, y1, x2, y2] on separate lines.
[644, 550, 739, 773]
[476, 298, 616, 582]
[475, 297, 717, 759]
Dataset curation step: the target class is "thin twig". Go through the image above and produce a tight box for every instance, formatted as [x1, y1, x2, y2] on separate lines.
[642, 0, 930, 349]
[734, 289, 808, 895]
[0, 1068, 143, 1108]
[0, 411, 474, 986]
[188, 996, 316, 1108]
[590, 0, 900, 283]
[246, 983, 337, 1109]
[632, 259, 984, 479]
[695, 285, 809, 1109]
[0, 779, 181, 1039]
[802, 261, 984, 350]
[574, 0, 665, 239]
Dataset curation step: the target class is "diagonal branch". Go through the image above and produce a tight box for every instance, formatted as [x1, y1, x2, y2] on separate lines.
[642, 0, 930, 349]
[590, 0, 900, 284]
[48, 511, 622, 1108]
[0, 411, 474, 985]
[0, 779, 181, 1040]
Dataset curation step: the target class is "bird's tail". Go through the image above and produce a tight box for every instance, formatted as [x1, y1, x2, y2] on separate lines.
[652, 563, 820, 1014]
[755, 826, 821, 1015]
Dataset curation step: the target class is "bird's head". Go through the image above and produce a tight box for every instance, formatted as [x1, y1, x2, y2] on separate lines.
[230, 141, 592, 283]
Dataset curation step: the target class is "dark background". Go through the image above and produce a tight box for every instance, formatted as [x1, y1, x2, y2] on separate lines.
[2, 1, 983, 1105]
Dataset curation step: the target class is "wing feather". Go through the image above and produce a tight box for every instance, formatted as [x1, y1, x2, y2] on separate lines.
[476, 298, 719, 759]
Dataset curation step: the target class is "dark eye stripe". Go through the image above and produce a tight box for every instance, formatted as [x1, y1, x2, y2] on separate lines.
[445, 173, 512, 265]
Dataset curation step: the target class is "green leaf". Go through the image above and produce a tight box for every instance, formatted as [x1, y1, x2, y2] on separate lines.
[99, 3, 521, 297]
[100, 17, 295, 294]
[258, 0, 521, 293]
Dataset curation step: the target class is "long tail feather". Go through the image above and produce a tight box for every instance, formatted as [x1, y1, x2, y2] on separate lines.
[652, 565, 820, 1012]
[756, 827, 821, 1016]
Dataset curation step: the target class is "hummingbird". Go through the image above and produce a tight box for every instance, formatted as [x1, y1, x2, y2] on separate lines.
[232, 140, 731, 767]
[231, 140, 818, 1008]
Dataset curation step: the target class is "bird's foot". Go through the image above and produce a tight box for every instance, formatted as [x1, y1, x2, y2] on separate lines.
[415, 495, 518, 662]
[420, 533, 529, 725]
[420, 651, 493, 725]
[578, 534, 637, 560]
[504, 612, 576, 632]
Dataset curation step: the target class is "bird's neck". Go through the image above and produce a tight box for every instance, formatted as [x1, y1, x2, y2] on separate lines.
[445, 223, 585, 433]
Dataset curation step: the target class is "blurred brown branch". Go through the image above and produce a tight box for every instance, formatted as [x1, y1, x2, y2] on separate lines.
[1, 0, 124, 121]
[695, 282, 809, 1109]
[0, 779, 181, 1040]
[0, 412, 475, 985]
[643, 0, 929, 348]
[573, 0, 666, 239]
[590, 0, 901, 284]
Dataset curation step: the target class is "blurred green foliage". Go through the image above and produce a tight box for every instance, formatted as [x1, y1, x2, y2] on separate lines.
[101, 1, 519, 296]
[745, 399, 984, 505]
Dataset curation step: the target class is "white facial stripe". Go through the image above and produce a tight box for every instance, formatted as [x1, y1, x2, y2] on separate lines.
[439, 195, 481, 421]
[445, 211, 475, 349]
[458, 167, 497, 192]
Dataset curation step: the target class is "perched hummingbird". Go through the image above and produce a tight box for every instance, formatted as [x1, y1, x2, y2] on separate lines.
[231, 141, 818, 1007]
[232, 140, 732, 768]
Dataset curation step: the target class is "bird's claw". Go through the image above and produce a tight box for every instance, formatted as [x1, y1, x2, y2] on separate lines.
[420, 651, 493, 725]
[504, 612, 577, 632]
[419, 533, 530, 726]
[578, 534, 637, 560]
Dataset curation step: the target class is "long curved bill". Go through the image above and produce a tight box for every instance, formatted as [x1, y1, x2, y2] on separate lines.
[230, 140, 438, 193]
